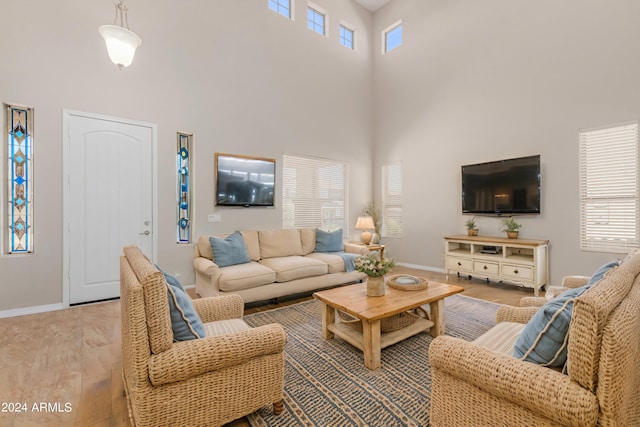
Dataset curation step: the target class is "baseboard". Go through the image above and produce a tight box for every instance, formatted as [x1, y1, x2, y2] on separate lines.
[396, 262, 446, 274]
[0, 303, 65, 319]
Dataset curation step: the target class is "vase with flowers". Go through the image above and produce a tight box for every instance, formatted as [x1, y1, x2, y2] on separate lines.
[354, 252, 396, 296]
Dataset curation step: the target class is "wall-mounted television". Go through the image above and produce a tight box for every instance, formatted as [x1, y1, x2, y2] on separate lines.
[461, 155, 541, 215]
[215, 153, 276, 207]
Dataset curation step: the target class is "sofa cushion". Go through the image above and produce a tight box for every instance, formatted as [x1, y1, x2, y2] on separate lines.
[513, 260, 619, 367]
[259, 229, 303, 259]
[196, 235, 214, 260]
[305, 252, 346, 274]
[218, 261, 277, 292]
[167, 281, 206, 341]
[315, 228, 343, 252]
[209, 232, 251, 267]
[260, 256, 328, 282]
[300, 228, 316, 255]
[241, 230, 261, 261]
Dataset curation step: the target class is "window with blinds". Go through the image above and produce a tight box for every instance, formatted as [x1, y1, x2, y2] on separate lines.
[579, 122, 639, 253]
[282, 154, 347, 232]
[382, 162, 403, 238]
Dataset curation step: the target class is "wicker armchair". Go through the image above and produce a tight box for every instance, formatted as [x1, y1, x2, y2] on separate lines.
[429, 255, 640, 426]
[120, 245, 286, 427]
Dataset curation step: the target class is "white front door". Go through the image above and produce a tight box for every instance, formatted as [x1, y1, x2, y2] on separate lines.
[64, 111, 156, 305]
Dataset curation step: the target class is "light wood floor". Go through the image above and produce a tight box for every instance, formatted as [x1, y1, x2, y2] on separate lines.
[0, 266, 539, 427]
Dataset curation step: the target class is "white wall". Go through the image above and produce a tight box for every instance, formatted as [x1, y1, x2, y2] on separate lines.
[0, 0, 374, 311]
[373, 0, 640, 283]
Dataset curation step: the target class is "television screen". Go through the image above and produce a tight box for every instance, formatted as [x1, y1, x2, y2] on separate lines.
[462, 155, 540, 214]
[215, 153, 275, 207]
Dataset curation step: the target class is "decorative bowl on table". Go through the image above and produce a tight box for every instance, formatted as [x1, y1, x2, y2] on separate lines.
[387, 274, 428, 291]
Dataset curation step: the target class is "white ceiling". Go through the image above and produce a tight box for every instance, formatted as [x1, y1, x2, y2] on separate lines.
[353, 0, 390, 12]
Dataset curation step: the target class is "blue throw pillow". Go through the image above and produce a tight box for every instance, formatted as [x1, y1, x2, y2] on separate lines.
[155, 264, 185, 292]
[315, 228, 343, 253]
[209, 231, 250, 267]
[513, 260, 619, 367]
[166, 282, 206, 341]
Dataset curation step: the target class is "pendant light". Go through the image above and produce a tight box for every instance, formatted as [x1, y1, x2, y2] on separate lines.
[98, 0, 142, 70]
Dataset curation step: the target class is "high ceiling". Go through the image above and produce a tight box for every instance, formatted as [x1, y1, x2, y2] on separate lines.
[353, 0, 390, 12]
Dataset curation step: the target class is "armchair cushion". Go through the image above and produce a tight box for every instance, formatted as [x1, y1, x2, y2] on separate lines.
[204, 319, 251, 336]
[315, 228, 343, 252]
[209, 231, 251, 267]
[513, 260, 619, 367]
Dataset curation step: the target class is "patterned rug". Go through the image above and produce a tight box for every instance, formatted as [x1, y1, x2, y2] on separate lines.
[244, 294, 499, 427]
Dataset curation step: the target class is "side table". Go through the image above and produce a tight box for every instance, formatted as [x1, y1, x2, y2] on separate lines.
[355, 243, 386, 258]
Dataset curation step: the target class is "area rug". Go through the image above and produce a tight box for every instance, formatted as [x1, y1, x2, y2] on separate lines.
[244, 294, 499, 427]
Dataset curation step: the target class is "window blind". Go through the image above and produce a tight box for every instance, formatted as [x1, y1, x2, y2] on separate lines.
[579, 122, 639, 252]
[382, 162, 403, 238]
[282, 154, 347, 232]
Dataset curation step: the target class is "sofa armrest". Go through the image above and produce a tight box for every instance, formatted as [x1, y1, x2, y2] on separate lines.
[343, 243, 370, 255]
[148, 323, 286, 386]
[194, 257, 222, 297]
[192, 294, 244, 323]
[429, 336, 598, 426]
[194, 256, 220, 276]
[561, 275, 590, 288]
[496, 305, 540, 323]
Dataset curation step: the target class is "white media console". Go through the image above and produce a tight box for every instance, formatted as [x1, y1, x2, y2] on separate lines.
[444, 234, 549, 296]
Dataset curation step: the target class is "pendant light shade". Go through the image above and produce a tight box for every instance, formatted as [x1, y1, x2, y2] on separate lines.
[99, 1, 142, 70]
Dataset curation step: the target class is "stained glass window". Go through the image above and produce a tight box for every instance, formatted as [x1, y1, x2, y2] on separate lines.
[6, 104, 34, 253]
[177, 132, 192, 243]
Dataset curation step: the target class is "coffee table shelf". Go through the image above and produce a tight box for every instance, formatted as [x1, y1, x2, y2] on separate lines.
[328, 317, 434, 352]
[314, 281, 464, 370]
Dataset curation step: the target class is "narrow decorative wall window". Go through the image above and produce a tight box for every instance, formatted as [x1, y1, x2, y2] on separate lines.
[383, 20, 402, 54]
[579, 122, 639, 252]
[177, 132, 192, 244]
[307, 4, 327, 36]
[6, 104, 34, 253]
[339, 24, 355, 49]
[269, 0, 292, 19]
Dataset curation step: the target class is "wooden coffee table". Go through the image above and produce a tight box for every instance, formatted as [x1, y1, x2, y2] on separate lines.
[313, 281, 464, 370]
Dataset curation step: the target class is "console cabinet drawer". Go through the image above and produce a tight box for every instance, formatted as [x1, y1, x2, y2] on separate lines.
[501, 264, 534, 281]
[473, 261, 499, 275]
[446, 256, 473, 272]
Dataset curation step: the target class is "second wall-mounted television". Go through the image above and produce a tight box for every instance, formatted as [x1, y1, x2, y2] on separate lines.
[215, 153, 275, 207]
[462, 155, 541, 215]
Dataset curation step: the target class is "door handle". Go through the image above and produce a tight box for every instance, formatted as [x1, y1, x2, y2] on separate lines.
[139, 230, 151, 235]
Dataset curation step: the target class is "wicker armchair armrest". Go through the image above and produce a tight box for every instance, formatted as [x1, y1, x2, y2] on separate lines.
[561, 275, 590, 288]
[148, 323, 286, 386]
[519, 296, 547, 307]
[192, 294, 244, 323]
[343, 243, 370, 255]
[496, 305, 540, 323]
[429, 336, 598, 426]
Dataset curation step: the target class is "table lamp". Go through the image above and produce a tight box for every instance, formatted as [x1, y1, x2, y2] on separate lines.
[355, 216, 375, 245]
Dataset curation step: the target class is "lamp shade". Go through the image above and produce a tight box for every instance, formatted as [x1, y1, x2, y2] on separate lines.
[355, 216, 375, 230]
[99, 24, 142, 69]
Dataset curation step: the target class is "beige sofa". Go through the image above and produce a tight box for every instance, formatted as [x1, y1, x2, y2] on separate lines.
[429, 250, 640, 426]
[194, 228, 368, 303]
